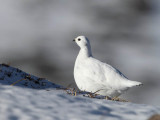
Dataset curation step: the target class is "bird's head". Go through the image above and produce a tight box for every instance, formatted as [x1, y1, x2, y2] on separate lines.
[73, 36, 90, 48]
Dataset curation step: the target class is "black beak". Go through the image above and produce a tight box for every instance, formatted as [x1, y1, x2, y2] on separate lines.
[73, 39, 75, 42]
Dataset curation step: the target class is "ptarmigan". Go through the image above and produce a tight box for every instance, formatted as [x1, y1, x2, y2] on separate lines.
[73, 36, 142, 98]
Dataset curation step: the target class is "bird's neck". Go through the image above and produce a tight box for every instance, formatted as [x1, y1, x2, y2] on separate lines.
[78, 46, 92, 59]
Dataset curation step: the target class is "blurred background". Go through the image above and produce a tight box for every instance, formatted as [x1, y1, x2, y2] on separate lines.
[0, 0, 160, 105]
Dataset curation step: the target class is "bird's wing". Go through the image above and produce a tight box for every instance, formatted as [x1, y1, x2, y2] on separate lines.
[83, 57, 130, 89]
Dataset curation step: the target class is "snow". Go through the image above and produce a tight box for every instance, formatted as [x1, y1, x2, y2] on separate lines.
[1, 86, 160, 120]
[0, 0, 160, 106]
[0, 64, 61, 89]
[0, 64, 160, 120]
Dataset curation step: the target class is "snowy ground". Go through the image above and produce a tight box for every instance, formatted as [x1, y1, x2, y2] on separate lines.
[0, 64, 160, 120]
[0, 0, 160, 106]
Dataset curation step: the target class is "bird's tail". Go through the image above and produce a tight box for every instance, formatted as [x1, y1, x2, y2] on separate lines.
[125, 80, 143, 87]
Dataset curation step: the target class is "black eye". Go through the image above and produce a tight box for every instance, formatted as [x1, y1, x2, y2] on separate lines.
[78, 38, 81, 41]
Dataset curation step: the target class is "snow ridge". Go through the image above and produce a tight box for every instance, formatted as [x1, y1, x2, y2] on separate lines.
[0, 64, 160, 120]
[0, 64, 61, 89]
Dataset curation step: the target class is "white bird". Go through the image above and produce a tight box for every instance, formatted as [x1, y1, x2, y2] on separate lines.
[73, 36, 142, 98]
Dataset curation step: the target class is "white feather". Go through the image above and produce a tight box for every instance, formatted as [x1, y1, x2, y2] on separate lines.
[73, 36, 142, 97]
